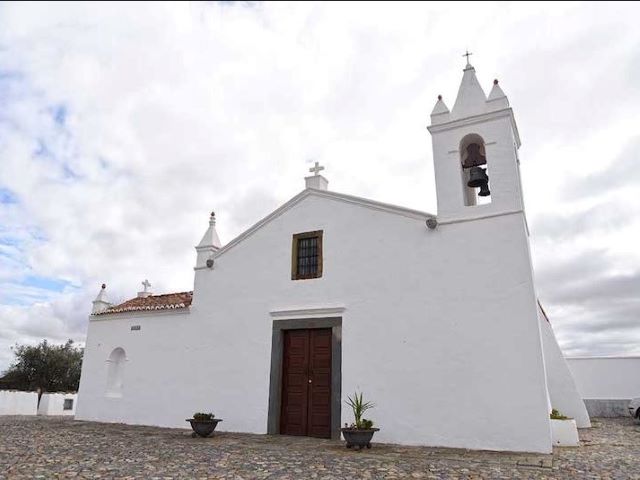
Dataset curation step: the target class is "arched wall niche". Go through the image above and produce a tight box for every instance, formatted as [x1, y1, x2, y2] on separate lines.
[105, 347, 126, 398]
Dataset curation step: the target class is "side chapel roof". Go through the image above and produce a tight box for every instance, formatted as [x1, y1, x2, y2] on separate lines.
[93, 291, 193, 316]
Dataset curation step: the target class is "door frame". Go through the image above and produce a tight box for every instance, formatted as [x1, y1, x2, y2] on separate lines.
[267, 317, 342, 439]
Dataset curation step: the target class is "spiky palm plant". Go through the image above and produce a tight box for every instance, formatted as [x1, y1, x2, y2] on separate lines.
[346, 391, 375, 429]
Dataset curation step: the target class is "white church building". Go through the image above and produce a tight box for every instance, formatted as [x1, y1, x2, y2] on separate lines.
[76, 61, 590, 454]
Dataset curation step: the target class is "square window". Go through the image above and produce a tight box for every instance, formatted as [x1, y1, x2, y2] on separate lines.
[292, 231, 323, 280]
[63, 398, 74, 410]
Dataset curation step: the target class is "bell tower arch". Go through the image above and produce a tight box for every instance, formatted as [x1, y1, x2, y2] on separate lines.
[427, 63, 524, 222]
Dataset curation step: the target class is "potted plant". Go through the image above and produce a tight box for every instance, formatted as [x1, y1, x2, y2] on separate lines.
[341, 391, 379, 450]
[549, 408, 579, 446]
[186, 412, 223, 438]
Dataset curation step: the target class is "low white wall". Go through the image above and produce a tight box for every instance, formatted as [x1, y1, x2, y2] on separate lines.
[0, 390, 38, 415]
[37, 393, 77, 416]
[566, 357, 640, 399]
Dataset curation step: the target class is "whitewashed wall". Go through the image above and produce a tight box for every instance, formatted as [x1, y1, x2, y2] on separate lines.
[37, 393, 77, 416]
[0, 391, 38, 415]
[566, 357, 640, 399]
[538, 313, 590, 428]
[77, 191, 552, 453]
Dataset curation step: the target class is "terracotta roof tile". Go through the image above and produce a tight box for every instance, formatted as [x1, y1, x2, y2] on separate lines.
[94, 291, 193, 315]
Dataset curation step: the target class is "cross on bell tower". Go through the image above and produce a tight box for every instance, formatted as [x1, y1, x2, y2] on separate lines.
[463, 50, 473, 67]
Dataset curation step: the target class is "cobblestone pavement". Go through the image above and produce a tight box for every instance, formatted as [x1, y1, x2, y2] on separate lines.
[0, 416, 638, 479]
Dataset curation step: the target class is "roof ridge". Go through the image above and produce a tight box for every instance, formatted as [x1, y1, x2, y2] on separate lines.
[146, 291, 193, 297]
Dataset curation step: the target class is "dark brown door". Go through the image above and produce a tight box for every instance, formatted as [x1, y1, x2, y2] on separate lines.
[280, 329, 332, 438]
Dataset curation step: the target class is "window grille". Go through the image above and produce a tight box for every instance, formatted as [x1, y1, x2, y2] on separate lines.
[292, 231, 323, 280]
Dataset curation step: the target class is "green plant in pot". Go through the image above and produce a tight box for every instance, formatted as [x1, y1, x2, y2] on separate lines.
[341, 391, 379, 450]
[186, 412, 223, 438]
[550, 409, 570, 420]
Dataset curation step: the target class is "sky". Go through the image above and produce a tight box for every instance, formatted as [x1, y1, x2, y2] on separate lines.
[0, 1, 639, 371]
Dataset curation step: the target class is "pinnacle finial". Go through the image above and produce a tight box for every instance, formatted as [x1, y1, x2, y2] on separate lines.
[197, 208, 222, 254]
[92, 283, 111, 313]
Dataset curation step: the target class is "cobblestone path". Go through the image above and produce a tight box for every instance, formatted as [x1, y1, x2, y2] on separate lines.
[0, 416, 638, 479]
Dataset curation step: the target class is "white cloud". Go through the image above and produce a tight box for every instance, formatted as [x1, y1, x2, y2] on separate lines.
[0, 1, 639, 370]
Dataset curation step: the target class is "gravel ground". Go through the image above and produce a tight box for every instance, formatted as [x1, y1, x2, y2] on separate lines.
[0, 416, 638, 479]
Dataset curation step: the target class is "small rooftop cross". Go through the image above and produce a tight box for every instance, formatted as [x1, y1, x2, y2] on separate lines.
[463, 49, 473, 66]
[142, 279, 151, 292]
[309, 161, 325, 176]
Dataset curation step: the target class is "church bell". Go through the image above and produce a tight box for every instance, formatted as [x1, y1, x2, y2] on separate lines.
[467, 166, 490, 196]
[478, 183, 491, 197]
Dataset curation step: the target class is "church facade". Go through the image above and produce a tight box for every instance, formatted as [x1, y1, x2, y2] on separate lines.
[76, 62, 589, 454]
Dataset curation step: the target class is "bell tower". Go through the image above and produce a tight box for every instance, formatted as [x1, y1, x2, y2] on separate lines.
[427, 59, 524, 222]
[424, 58, 554, 454]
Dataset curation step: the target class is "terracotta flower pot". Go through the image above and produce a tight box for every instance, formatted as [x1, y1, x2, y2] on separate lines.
[186, 418, 223, 438]
[341, 428, 380, 450]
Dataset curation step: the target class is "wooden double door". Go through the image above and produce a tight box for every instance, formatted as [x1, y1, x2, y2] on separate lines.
[280, 328, 332, 438]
